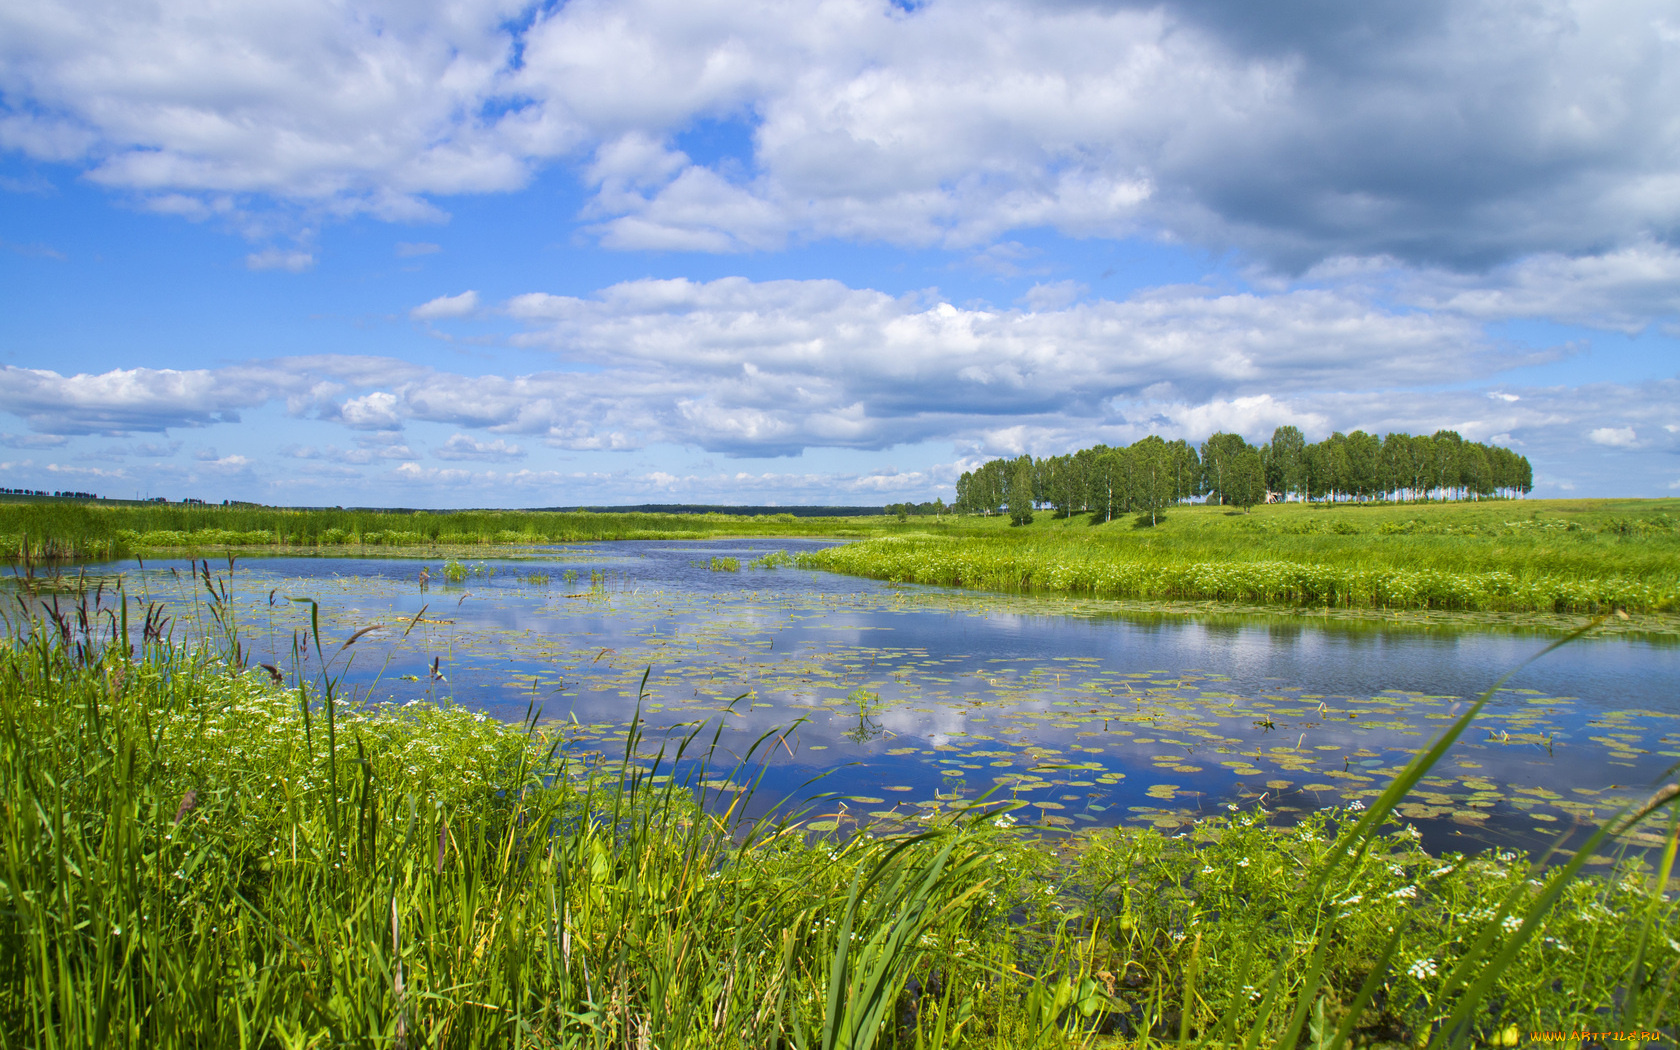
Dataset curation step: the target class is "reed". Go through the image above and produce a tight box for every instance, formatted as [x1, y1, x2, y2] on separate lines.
[0, 577, 1675, 1046]
[800, 508, 1680, 614]
[0, 501, 889, 560]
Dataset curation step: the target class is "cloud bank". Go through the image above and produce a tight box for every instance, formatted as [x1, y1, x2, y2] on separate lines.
[3, 0, 1676, 270]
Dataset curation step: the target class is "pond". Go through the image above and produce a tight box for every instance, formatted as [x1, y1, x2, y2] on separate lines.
[25, 537, 1680, 859]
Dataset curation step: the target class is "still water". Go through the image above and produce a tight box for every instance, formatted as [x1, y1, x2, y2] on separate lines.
[54, 538, 1680, 857]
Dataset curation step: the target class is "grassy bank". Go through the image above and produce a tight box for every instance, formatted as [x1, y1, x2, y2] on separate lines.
[4, 496, 1679, 619]
[800, 500, 1680, 614]
[0, 501, 898, 561]
[2, 589, 1676, 1046]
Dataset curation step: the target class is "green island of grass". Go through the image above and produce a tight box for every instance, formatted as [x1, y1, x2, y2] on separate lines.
[5, 496, 1678, 636]
[798, 500, 1680, 630]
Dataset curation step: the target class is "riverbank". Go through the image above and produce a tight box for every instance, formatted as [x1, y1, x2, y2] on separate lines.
[2, 591, 1674, 1046]
[797, 499, 1680, 617]
[5, 498, 1677, 627]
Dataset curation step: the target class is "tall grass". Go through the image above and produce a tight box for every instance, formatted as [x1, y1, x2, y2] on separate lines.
[800, 531, 1680, 613]
[0, 502, 889, 561]
[0, 578, 1676, 1046]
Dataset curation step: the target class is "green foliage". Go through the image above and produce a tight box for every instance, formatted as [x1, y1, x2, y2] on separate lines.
[0, 586, 1675, 1046]
[1007, 457, 1035, 526]
[709, 556, 741, 572]
[747, 549, 796, 569]
[798, 500, 1680, 613]
[0, 502, 899, 561]
[954, 428, 1533, 521]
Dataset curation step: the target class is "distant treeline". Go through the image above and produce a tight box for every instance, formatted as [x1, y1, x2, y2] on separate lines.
[957, 428, 1534, 523]
[1, 488, 98, 499]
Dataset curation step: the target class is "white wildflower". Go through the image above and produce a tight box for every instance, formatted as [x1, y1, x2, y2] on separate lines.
[1407, 958, 1438, 980]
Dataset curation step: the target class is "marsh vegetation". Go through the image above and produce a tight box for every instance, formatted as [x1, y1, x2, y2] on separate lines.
[0, 553, 1675, 1046]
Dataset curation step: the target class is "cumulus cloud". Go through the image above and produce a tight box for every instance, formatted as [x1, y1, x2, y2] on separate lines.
[498, 275, 1505, 452]
[433, 433, 525, 460]
[337, 392, 404, 430]
[4, 275, 1676, 501]
[288, 440, 415, 464]
[0, 275, 1591, 454]
[1398, 240, 1680, 334]
[0, 358, 423, 436]
[411, 290, 480, 320]
[1588, 426, 1638, 447]
[1, 0, 1675, 271]
[0, 365, 263, 435]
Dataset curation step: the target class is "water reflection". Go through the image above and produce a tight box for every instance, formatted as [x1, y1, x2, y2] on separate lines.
[9, 538, 1677, 859]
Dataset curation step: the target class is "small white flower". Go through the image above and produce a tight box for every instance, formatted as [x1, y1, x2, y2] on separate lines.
[1501, 915, 1522, 932]
[1407, 957, 1438, 980]
[1347, 800, 1367, 811]
[1201, 866, 1215, 874]
[1389, 885, 1418, 900]
[1238, 857, 1251, 867]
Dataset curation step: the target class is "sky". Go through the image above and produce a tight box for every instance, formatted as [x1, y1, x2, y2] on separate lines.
[1, 0, 1677, 508]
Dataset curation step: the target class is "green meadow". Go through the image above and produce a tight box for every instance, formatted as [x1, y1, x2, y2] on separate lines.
[6, 498, 1677, 620]
[800, 500, 1680, 620]
[1, 583, 1676, 1047]
[0, 500, 895, 562]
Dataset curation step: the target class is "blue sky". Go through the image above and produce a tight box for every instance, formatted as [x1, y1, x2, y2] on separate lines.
[2, 0, 1677, 507]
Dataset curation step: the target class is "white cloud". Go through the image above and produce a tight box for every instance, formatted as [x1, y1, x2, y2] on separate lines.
[0, 365, 264, 434]
[288, 441, 415, 464]
[433, 433, 525, 460]
[1, 0, 1675, 271]
[1021, 280, 1086, 312]
[245, 248, 315, 272]
[1587, 426, 1638, 447]
[0, 357, 428, 436]
[1400, 240, 1680, 334]
[0, 275, 1572, 454]
[499, 275, 1500, 452]
[0, 432, 68, 449]
[411, 290, 480, 320]
[338, 392, 403, 430]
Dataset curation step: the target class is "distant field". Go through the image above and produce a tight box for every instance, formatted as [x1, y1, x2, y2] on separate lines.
[0, 500, 899, 561]
[800, 498, 1680, 615]
[5, 496, 1677, 618]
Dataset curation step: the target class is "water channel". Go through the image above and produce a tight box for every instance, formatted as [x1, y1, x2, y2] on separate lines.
[28, 537, 1680, 859]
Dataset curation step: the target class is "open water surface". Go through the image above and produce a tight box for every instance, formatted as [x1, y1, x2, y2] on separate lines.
[27, 537, 1680, 858]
